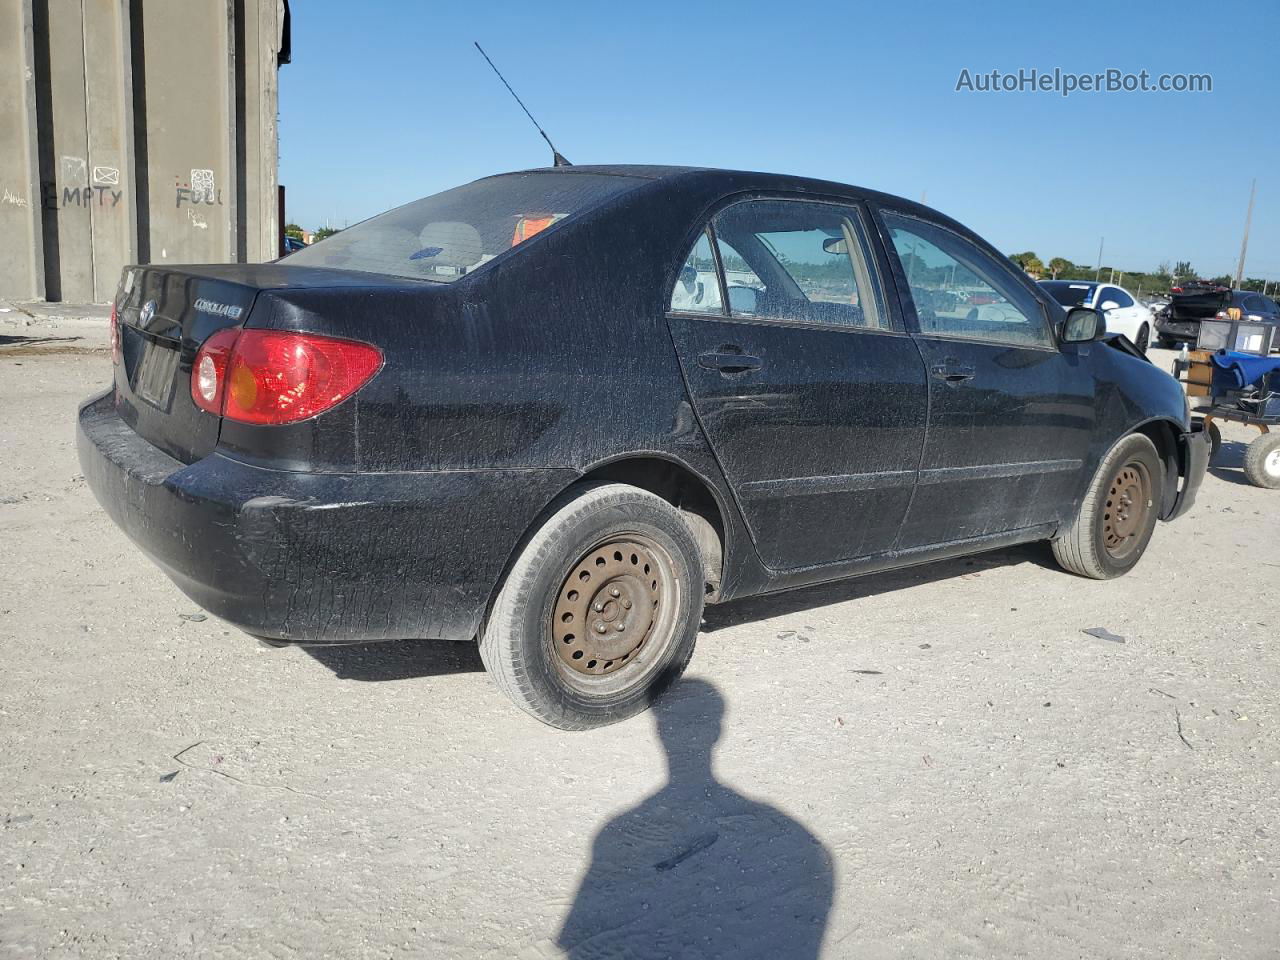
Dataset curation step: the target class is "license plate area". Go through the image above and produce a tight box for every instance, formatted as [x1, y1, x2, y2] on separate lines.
[131, 338, 180, 411]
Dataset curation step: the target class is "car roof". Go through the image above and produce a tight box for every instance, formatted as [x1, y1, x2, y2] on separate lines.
[494, 163, 964, 228]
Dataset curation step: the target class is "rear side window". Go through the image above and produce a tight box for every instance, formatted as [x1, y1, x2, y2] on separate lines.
[881, 212, 1053, 348]
[670, 231, 723, 313]
[709, 199, 889, 330]
[286, 173, 644, 282]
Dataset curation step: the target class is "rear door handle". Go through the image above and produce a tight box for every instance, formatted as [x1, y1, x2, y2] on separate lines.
[930, 360, 976, 384]
[698, 351, 762, 373]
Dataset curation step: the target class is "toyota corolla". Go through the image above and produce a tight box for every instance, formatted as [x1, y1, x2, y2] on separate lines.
[78, 165, 1209, 729]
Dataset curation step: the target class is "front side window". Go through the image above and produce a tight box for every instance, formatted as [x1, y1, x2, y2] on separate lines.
[710, 200, 888, 330]
[880, 212, 1053, 348]
[1103, 288, 1134, 309]
[670, 231, 723, 313]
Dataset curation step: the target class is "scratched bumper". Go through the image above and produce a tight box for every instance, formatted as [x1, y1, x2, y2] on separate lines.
[77, 390, 573, 642]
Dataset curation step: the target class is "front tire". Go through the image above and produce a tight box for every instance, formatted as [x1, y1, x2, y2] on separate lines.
[479, 483, 704, 730]
[1243, 433, 1280, 489]
[1052, 434, 1164, 579]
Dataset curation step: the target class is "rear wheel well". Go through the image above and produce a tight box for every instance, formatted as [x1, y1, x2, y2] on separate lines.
[579, 457, 726, 600]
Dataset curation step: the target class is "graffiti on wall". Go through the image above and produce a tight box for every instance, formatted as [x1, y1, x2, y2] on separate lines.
[175, 169, 222, 207]
[40, 156, 124, 209]
[42, 182, 124, 209]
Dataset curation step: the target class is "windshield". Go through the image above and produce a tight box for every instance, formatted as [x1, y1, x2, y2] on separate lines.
[286, 172, 645, 282]
[1040, 281, 1095, 307]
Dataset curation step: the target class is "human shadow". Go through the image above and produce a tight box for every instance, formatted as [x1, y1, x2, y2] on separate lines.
[301, 639, 483, 682]
[556, 679, 833, 959]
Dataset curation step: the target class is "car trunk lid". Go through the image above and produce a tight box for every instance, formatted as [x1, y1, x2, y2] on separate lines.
[113, 267, 263, 463]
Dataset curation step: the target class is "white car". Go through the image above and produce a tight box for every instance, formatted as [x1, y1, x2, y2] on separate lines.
[1038, 280, 1155, 353]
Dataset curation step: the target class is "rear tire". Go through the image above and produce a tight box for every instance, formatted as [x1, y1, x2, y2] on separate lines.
[1243, 433, 1280, 489]
[1135, 324, 1150, 353]
[1052, 434, 1164, 580]
[479, 483, 703, 730]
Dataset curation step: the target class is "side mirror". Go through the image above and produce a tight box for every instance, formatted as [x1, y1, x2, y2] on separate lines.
[1062, 306, 1106, 343]
[1099, 299, 1120, 312]
[822, 237, 848, 255]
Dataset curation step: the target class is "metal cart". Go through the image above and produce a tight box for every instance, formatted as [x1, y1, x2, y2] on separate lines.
[1173, 349, 1280, 489]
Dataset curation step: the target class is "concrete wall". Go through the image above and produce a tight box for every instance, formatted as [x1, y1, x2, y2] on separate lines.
[0, 0, 288, 302]
[0, 1, 44, 299]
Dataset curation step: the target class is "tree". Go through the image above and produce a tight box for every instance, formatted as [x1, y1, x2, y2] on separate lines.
[1007, 251, 1039, 270]
[1022, 256, 1045, 278]
[1173, 260, 1195, 280]
[1048, 257, 1071, 279]
[284, 222, 304, 241]
[313, 226, 341, 241]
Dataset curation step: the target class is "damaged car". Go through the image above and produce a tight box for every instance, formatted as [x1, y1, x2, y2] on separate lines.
[78, 165, 1210, 729]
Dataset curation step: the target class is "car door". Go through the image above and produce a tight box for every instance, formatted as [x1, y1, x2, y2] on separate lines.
[665, 198, 928, 570]
[874, 209, 1096, 549]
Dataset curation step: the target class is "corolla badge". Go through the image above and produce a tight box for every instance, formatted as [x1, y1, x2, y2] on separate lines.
[139, 299, 156, 324]
[193, 298, 243, 320]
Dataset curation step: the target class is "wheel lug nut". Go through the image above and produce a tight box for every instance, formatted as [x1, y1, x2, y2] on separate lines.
[595, 621, 606, 634]
[592, 601, 604, 612]
[616, 622, 627, 631]
[610, 587, 620, 598]
[622, 599, 632, 610]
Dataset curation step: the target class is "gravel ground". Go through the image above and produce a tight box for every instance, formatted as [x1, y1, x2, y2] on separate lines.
[1, 326, 1277, 959]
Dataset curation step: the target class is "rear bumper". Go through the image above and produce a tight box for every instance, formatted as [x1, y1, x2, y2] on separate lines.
[1164, 422, 1210, 521]
[76, 391, 574, 642]
[1156, 318, 1200, 342]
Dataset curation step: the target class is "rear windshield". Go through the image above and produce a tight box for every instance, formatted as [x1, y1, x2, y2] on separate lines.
[1040, 281, 1095, 307]
[286, 172, 644, 282]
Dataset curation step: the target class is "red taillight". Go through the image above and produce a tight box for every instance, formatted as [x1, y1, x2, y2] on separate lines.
[192, 329, 382, 425]
[109, 303, 121, 364]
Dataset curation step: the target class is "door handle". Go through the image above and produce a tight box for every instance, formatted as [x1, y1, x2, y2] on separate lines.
[698, 351, 763, 373]
[930, 361, 976, 384]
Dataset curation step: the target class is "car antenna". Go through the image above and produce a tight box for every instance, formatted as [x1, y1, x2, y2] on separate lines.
[474, 41, 571, 167]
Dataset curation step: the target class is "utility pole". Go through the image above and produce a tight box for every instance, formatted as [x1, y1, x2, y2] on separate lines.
[1234, 178, 1256, 288]
[1095, 236, 1104, 281]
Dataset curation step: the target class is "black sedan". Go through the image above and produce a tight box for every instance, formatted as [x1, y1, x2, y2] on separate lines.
[78, 166, 1210, 729]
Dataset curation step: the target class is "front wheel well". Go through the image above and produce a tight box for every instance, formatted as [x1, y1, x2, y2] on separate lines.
[1132, 419, 1180, 518]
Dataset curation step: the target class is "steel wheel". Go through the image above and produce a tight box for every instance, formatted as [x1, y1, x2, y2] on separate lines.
[1102, 459, 1152, 560]
[549, 532, 681, 695]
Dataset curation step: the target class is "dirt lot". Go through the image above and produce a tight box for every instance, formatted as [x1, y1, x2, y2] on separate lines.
[2, 321, 1277, 959]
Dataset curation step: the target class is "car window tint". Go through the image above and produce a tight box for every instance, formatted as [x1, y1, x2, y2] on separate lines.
[669, 231, 724, 314]
[1041, 282, 1094, 308]
[880, 213, 1052, 348]
[1109, 288, 1135, 308]
[286, 172, 645, 283]
[712, 200, 887, 330]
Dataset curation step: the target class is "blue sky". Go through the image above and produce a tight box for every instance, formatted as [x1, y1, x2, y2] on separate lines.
[280, 0, 1279, 283]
